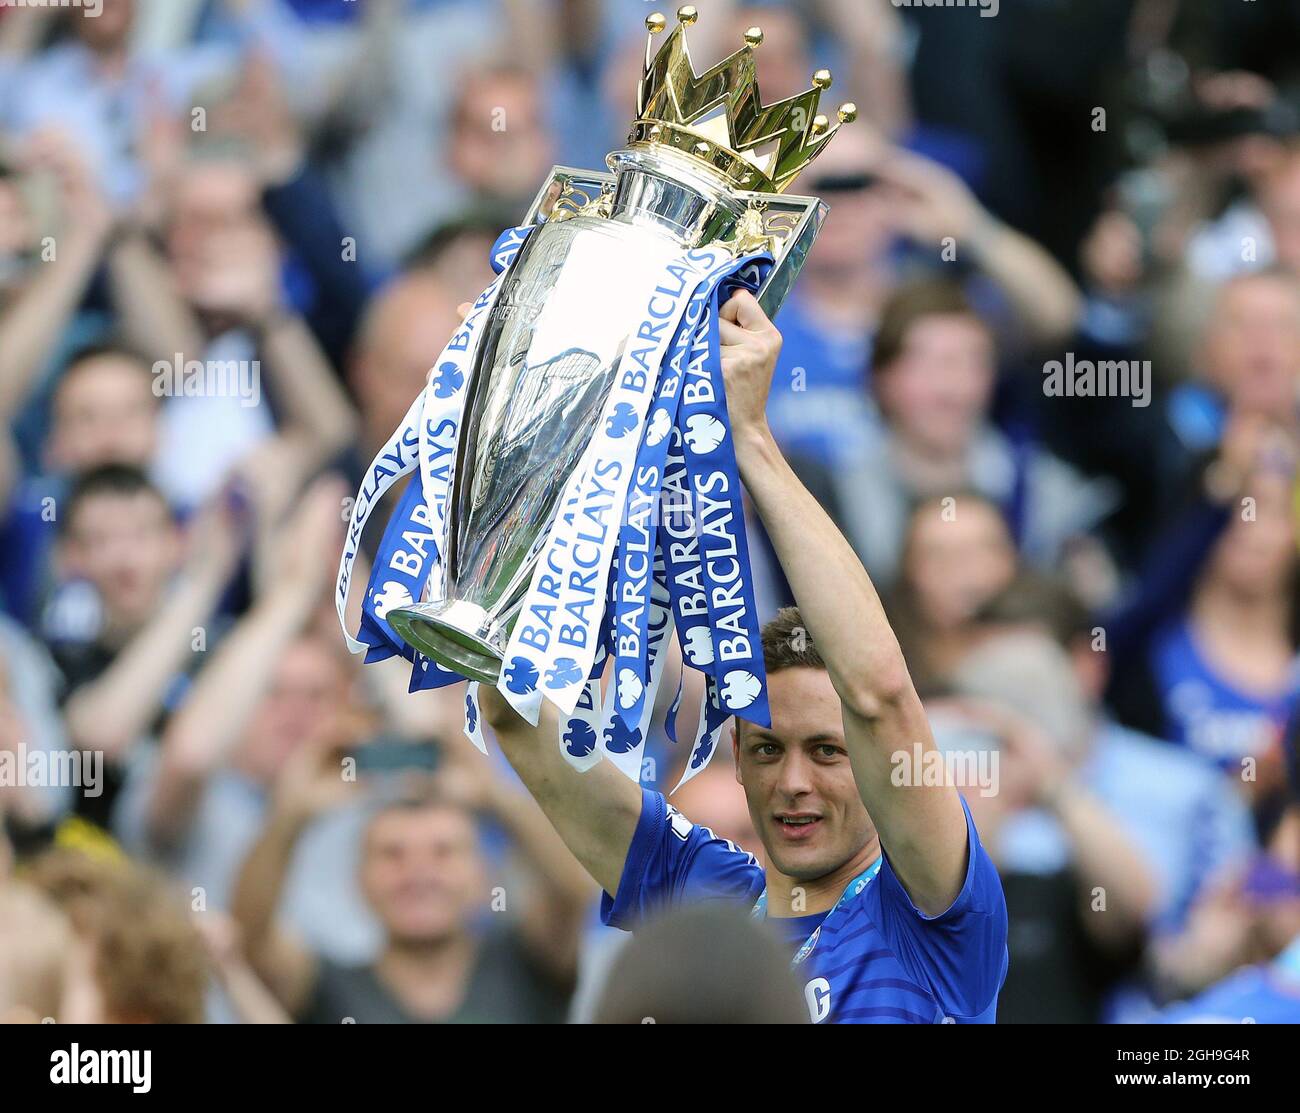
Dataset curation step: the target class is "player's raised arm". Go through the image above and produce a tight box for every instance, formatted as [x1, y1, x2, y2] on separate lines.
[719, 289, 968, 917]
[477, 685, 643, 896]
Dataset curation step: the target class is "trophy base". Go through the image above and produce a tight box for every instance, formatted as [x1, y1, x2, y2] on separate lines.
[386, 600, 507, 686]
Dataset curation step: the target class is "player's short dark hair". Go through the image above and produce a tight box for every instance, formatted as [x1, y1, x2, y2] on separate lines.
[60, 464, 169, 536]
[760, 606, 826, 674]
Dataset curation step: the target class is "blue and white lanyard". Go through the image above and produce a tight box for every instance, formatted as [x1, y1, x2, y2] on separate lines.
[752, 858, 882, 966]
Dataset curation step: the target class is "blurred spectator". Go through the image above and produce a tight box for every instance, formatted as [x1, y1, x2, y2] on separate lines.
[446, 64, 554, 221]
[0, 879, 71, 1023]
[762, 125, 893, 466]
[0, 131, 356, 623]
[1260, 143, 1300, 277]
[936, 634, 1158, 1023]
[46, 466, 245, 830]
[767, 126, 1084, 468]
[111, 480, 380, 960]
[2, 346, 160, 624]
[231, 762, 592, 1023]
[195, 50, 375, 366]
[1165, 270, 1300, 472]
[1158, 931, 1300, 1023]
[900, 0, 1131, 267]
[0, 0, 236, 206]
[45, 347, 159, 476]
[347, 270, 463, 468]
[190, 908, 291, 1024]
[1111, 459, 1299, 778]
[0, 655, 66, 848]
[158, 151, 357, 509]
[1154, 722, 1300, 1012]
[403, 209, 511, 305]
[315, 0, 501, 264]
[27, 847, 209, 1023]
[886, 491, 1019, 692]
[791, 282, 1114, 590]
[973, 576, 1257, 938]
[1054, 268, 1300, 572]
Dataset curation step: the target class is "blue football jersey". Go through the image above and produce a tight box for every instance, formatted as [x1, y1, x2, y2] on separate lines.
[601, 789, 1009, 1024]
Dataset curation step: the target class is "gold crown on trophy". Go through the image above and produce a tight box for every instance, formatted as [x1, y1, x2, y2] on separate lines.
[630, 6, 858, 194]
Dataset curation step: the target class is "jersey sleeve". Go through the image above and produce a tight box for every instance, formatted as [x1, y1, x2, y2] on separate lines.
[600, 788, 766, 930]
[866, 796, 1009, 1021]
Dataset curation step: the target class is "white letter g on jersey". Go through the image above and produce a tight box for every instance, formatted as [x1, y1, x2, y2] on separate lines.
[804, 978, 831, 1024]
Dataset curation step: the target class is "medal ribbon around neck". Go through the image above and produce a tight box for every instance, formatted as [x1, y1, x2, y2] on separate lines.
[752, 858, 883, 967]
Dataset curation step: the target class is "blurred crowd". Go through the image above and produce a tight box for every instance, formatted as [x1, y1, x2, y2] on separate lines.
[1, 0, 1300, 1025]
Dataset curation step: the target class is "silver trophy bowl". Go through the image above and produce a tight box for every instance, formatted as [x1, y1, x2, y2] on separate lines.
[386, 145, 826, 683]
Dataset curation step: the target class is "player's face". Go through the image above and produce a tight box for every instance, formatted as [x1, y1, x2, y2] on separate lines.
[734, 668, 876, 882]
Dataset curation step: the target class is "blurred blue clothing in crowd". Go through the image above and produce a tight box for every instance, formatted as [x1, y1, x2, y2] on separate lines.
[1158, 935, 1300, 1024]
[1, 305, 106, 628]
[262, 162, 380, 364]
[764, 292, 876, 467]
[1150, 620, 1300, 771]
[1083, 721, 1256, 933]
[0, 476, 65, 630]
[998, 719, 1255, 1023]
[1166, 383, 1228, 461]
[0, 40, 236, 206]
[277, 0, 366, 24]
[998, 720, 1254, 934]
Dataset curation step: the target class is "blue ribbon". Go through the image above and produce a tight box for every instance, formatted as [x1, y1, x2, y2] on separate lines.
[348, 224, 779, 785]
[357, 474, 433, 664]
[353, 225, 532, 690]
[652, 256, 773, 737]
[675, 260, 772, 728]
[752, 859, 883, 967]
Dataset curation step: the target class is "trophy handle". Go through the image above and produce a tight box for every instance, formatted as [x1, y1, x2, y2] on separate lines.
[523, 167, 615, 226]
[729, 190, 829, 319]
[523, 166, 827, 320]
